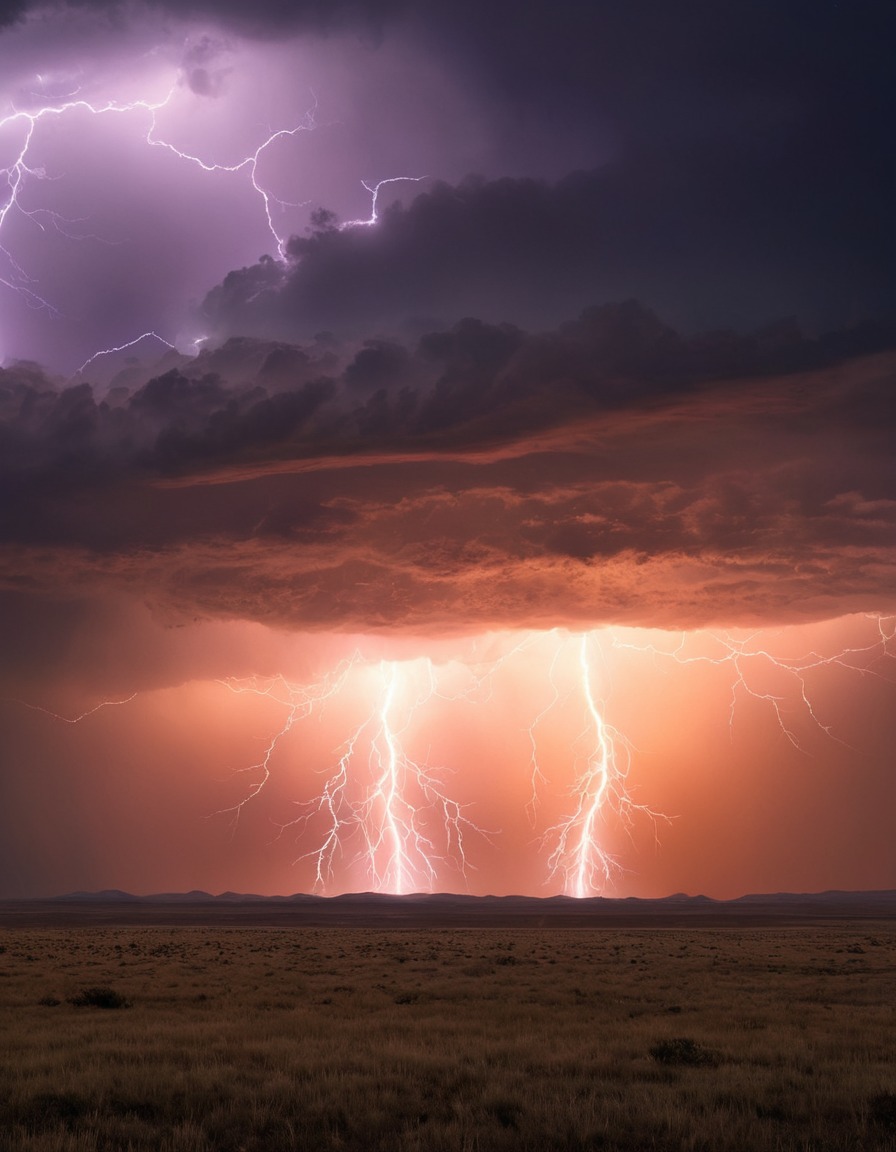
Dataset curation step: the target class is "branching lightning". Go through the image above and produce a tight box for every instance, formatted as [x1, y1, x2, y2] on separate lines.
[1, 68, 429, 370]
[212, 617, 893, 898]
[0, 75, 316, 361]
[10, 615, 890, 898]
[212, 631, 653, 898]
[218, 656, 490, 894]
[611, 614, 896, 751]
[540, 634, 656, 897]
[339, 175, 428, 230]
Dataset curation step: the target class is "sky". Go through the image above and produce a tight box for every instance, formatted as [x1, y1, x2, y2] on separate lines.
[0, 0, 893, 899]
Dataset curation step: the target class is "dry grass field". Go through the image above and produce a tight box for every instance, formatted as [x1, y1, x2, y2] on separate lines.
[1, 921, 895, 1151]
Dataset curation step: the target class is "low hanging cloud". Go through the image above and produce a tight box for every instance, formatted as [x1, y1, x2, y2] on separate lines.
[0, 305, 893, 644]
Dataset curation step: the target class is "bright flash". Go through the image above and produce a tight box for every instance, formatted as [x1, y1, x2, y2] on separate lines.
[215, 617, 893, 897]
[219, 656, 490, 895]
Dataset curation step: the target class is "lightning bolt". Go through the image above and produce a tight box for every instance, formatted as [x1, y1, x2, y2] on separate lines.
[75, 331, 178, 376]
[611, 614, 896, 751]
[213, 618, 894, 897]
[16, 620, 888, 898]
[522, 633, 659, 898]
[339, 175, 429, 230]
[543, 635, 636, 896]
[218, 656, 489, 894]
[5, 693, 137, 723]
[0, 75, 317, 358]
[1, 66, 430, 369]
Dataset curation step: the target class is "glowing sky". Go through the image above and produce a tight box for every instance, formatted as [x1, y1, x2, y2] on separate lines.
[0, 0, 893, 899]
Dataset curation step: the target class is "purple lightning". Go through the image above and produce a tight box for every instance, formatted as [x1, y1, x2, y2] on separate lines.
[1, 69, 429, 370]
[76, 331, 178, 376]
[339, 176, 429, 230]
[0, 73, 316, 362]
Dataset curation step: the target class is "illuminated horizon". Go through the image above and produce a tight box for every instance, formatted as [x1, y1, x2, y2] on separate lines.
[4, 615, 892, 901]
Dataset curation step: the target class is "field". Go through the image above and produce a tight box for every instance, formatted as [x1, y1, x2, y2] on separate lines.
[1, 918, 895, 1151]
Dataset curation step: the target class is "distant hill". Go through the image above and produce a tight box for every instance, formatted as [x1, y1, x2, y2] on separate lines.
[27, 887, 894, 931]
[51, 888, 896, 907]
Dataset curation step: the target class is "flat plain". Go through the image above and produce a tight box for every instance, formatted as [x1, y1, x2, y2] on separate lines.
[1, 909, 895, 1151]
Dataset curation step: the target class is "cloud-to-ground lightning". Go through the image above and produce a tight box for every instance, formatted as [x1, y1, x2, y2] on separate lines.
[541, 634, 653, 898]
[216, 632, 651, 898]
[211, 617, 894, 897]
[218, 657, 490, 894]
[7, 618, 892, 896]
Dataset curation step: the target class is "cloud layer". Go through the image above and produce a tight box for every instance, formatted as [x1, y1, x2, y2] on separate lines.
[2, 308, 893, 645]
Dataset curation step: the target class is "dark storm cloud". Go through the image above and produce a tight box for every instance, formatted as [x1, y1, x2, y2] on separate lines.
[191, 0, 893, 336]
[0, 310, 894, 642]
[202, 164, 896, 342]
[0, 0, 404, 34]
[0, 0, 26, 23]
[2, 0, 892, 364]
[5, 305, 891, 489]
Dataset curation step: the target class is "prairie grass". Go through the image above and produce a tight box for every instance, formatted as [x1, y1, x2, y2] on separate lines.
[0, 923, 894, 1150]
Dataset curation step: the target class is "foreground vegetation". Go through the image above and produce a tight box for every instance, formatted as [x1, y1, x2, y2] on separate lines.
[0, 922, 894, 1151]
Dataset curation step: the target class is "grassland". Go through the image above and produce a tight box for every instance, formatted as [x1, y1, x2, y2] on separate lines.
[1, 921, 894, 1151]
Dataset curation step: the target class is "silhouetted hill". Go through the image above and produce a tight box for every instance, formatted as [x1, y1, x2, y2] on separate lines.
[51, 888, 896, 908]
[3, 887, 887, 929]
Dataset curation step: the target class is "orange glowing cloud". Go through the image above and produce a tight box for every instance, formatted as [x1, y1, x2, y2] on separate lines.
[0, 340, 893, 640]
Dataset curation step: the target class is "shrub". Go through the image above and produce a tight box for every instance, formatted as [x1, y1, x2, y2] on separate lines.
[67, 986, 130, 1009]
[650, 1037, 718, 1067]
[20, 1091, 89, 1128]
[870, 1093, 896, 1129]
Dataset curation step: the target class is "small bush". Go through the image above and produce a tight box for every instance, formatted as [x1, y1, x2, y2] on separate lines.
[650, 1037, 718, 1067]
[67, 986, 130, 1009]
[37, 995, 61, 1007]
[20, 1091, 90, 1128]
[870, 1093, 896, 1129]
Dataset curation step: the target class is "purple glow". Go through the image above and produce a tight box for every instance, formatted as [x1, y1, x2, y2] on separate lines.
[0, 14, 485, 371]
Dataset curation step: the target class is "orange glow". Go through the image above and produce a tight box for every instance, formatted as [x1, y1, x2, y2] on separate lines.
[2, 614, 892, 899]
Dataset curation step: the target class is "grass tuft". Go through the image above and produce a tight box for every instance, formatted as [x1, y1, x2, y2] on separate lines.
[649, 1036, 719, 1066]
[67, 985, 130, 1009]
[869, 1093, 896, 1129]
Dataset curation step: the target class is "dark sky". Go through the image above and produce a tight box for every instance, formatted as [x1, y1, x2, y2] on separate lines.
[0, 0, 893, 899]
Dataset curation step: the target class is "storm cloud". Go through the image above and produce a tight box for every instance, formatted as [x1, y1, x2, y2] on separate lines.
[1, 309, 893, 651]
[202, 163, 896, 343]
